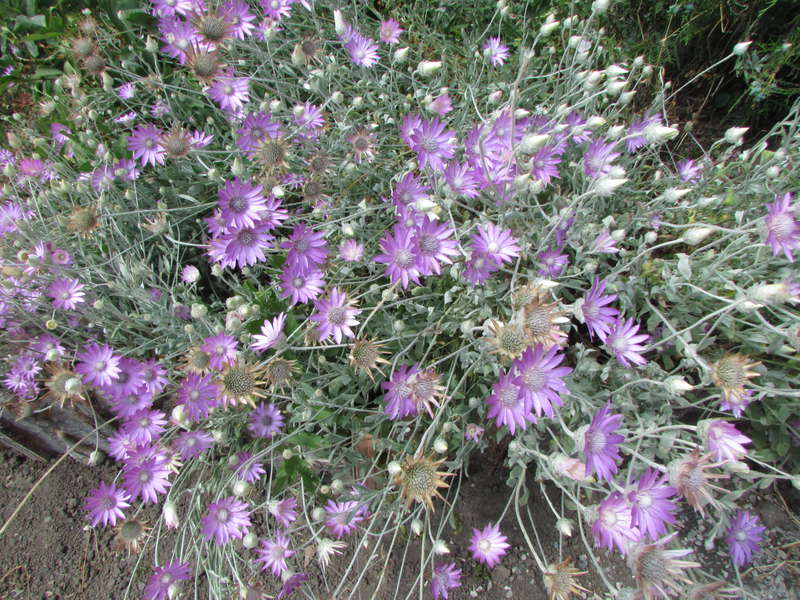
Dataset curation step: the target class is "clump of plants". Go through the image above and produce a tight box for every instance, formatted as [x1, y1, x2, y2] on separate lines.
[1, 1, 798, 599]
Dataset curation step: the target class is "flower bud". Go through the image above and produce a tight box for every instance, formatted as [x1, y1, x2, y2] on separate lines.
[592, 0, 611, 13]
[540, 19, 560, 36]
[243, 532, 258, 549]
[519, 133, 550, 154]
[724, 127, 748, 145]
[732, 41, 752, 56]
[433, 437, 448, 453]
[556, 518, 574, 537]
[416, 60, 442, 77]
[410, 518, 423, 536]
[331, 479, 344, 493]
[171, 404, 189, 427]
[387, 461, 402, 476]
[665, 376, 693, 395]
[333, 9, 346, 36]
[145, 36, 158, 53]
[393, 47, 409, 63]
[432, 540, 450, 555]
[232, 480, 250, 496]
[644, 231, 658, 244]
[312, 507, 325, 521]
[45, 319, 58, 330]
[644, 124, 679, 143]
[282, 449, 293, 460]
[593, 177, 628, 196]
[331, 90, 343, 103]
[619, 90, 636, 105]
[231, 157, 245, 177]
[163, 500, 179, 529]
[681, 227, 714, 245]
[190, 303, 207, 319]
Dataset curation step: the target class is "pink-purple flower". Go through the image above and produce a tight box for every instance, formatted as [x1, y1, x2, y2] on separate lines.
[604, 317, 649, 367]
[201, 496, 252, 546]
[763, 192, 800, 262]
[583, 402, 625, 481]
[702, 419, 751, 463]
[379, 19, 404, 44]
[593, 491, 641, 555]
[255, 533, 295, 577]
[725, 510, 765, 567]
[248, 403, 285, 438]
[581, 278, 619, 341]
[83, 481, 131, 527]
[511, 344, 572, 420]
[483, 37, 509, 67]
[47, 278, 85, 310]
[407, 116, 457, 172]
[252, 313, 287, 351]
[144, 561, 192, 600]
[127, 123, 166, 167]
[628, 469, 677, 540]
[310, 287, 361, 343]
[76, 343, 122, 387]
[486, 368, 533, 436]
[375, 225, 422, 289]
[468, 523, 510, 568]
[324, 499, 367, 538]
[431, 562, 462, 599]
[218, 178, 267, 229]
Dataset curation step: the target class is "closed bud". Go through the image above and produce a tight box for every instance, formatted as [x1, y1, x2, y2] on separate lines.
[644, 231, 658, 244]
[190, 303, 207, 319]
[644, 124, 679, 143]
[593, 177, 628, 196]
[145, 36, 158, 53]
[330, 90, 343, 103]
[432, 540, 450, 555]
[724, 127, 748, 145]
[171, 404, 189, 427]
[45, 318, 58, 330]
[607, 124, 626, 140]
[333, 9, 345, 36]
[231, 157, 245, 177]
[393, 47, 409, 64]
[163, 500, 179, 529]
[416, 61, 442, 77]
[282, 449, 293, 460]
[681, 227, 714, 245]
[243, 532, 258, 549]
[556, 517, 574, 537]
[540, 19, 560, 36]
[232, 480, 250, 496]
[665, 376, 693, 395]
[331, 479, 344, 493]
[591, 0, 611, 13]
[387, 461, 402, 476]
[410, 518, 423, 536]
[732, 41, 752, 56]
[619, 90, 636, 105]
[433, 437, 448, 453]
[519, 133, 550, 154]
[312, 507, 325, 521]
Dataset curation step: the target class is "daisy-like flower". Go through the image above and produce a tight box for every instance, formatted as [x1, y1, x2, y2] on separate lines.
[232, 451, 265, 483]
[667, 450, 728, 516]
[221, 0, 257, 39]
[471, 223, 521, 265]
[217, 223, 274, 268]
[293, 101, 324, 135]
[84, 482, 131, 527]
[127, 123, 166, 167]
[202, 496, 252, 546]
[348, 128, 377, 163]
[252, 313, 287, 351]
[76, 342, 122, 387]
[172, 430, 214, 461]
[181, 265, 200, 283]
[431, 562, 462, 599]
[712, 354, 760, 418]
[512, 344, 572, 420]
[725, 510, 765, 568]
[443, 161, 479, 198]
[628, 469, 677, 541]
[345, 33, 380, 68]
[379, 19, 404, 44]
[324, 499, 367, 539]
[763, 192, 799, 261]
[178, 373, 219, 422]
[382, 364, 420, 420]
[218, 178, 266, 229]
[593, 491, 641, 555]
[483, 37, 509, 67]
[530, 144, 562, 187]
[268, 497, 298, 528]
[469, 523, 510, 568]
[413, 216, 459, 276]
[583, 138, 620, 178]
[255, 534, 295, 577]
[248, 402, 285, 438]
[279, 265, 324, 305]
[676, 159, 702, 182]
[604, 317, 649, 367]
[699, 419, 751, 463]
[580, 278, 619, 341]
[408, 117, 457, 172]
[626, 114, 662, 153]
[123, 408, 167, 445]
[592, 231, 619, 254]
[144, 561, 192, 600]
[122, 453, 172, 504]
[627, 533, 700, 600]
[201, 332, 238, 371]
[486, 368, 533, 436]
[281, 223, 328, 272]
[537, 247, 569, 278]
[463, 252, 501, 285]
[47, 278, 85, 310]
[310, 287, 361, 344]
[375, 225, 421, 289]
[429, 93, 453, 117]
[260, 0, 293, 21]
[151, 0, 193, 17]
[237, 111, 283, 157]
[338, 238, 364, 262]
[316, 538, 346, 570]
[582, 402, 625, 481]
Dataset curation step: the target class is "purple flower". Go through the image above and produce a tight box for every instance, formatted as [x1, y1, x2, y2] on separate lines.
[252, 313, 286, 351]
[293, 102, 324, 135]
[593, 491, 641, 555]
[324, 499, 366, 538]
[530, 144, 562, 186]
[201, 496, 252, 545]
[338, 239, 364, 262]
[393, 171, 430, 207]
[255, 533, 295, 576]
[268, 497, 298, 528]
[583, 138, 620, 178]
[379, 19, 404, 44]
[591, 231, 619, 254]
[277, 572, 308, 599]
[375, 225, 422, 289]
[47, 278, 85, 310]
[583, 402, 625, 481]
[237, 111, 283, 157]
[202, 332, 238, 371]
[310, 287, 361, 344]
[214, 222, 274, 268]
[75, 343, 121, 387]
[626, 114, 662, 153]
[127, 123, 166, 167]
[413, 216, 459, 276]
[122, 453, 172, 504]
[218, 178, 267, 229]
[443, 161, 479, 198]
[260, 0, 292, 21]
[483, 37, 509, 67]
[173, 430, 215, 460]
[512, 344, 572, 420]
[537, 247, 568, 277]
[345, 33, 380, 68]
[676, 159, 702, 182]
[429, 93, 453, 117]
[408, 116, 456, 172]
[486, 368, 533, 436]
[471, 223, 521, 265]
[178, 373, 219, 422]
[207, 69, 250, 113]
[279, 265, 325, 305]
[702, 420, 751, 463]
[468, 523, 510, 568]
[605, 317, 649, 367]
[725, 510, 765, 567]
[281, 223, 328, 272]
[151, 0, 193, 17]
[462, 252, 500, 285]
[431, 562, 462, 599]
[248, 403, 285, 438]
[629, 469, 677, 540]
[764, 192, 800, 261]
[581, 277, 619, 341]
[144, 561, 192, 600]
[83, 482, 130, 527]
[382, 364, 420, 420]
[122, 408, 166, 445]
[232, 451, 265, 483]
[221, 0, 257, 39]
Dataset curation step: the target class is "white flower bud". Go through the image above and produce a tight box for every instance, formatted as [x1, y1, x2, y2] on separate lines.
[644, 124, 679, 143]
[618, 90, 636, 105]
[163, 500, 179, 529]
[665, 376, 693, 395]
[591, 0, 611, 13]
[488, 90, 503, 104]
[556, 518, 574, 537]
[269, 99, 283, 112]
[243, 532, 258, 549]
[232, 480, 250, 496]
[231, 157, 245, 177]
[724, 127, 748, 145]
[190, 303, 207, 319]
[282, 449, 293, 460]
[766, 165, 780, 179]
[610, 228, 626, 242]
[394, 319, 405, 332]
[393, 47, 409, 63]
[319, 485, 330, 495]
[607, 124, 626, 140]
[732, 41, 752, 56]
[171, 404, 189, 427]
[331, 479, 344, 493]
[662, 187, 692, 202]
[593, 177, 628, 196]
[540, 20, 560, 36]
[352, 96, 363, 108]
[312, 507, 325, 521]
[606, 79, 626, 96]
[433, 437, 448, 454]
[750, 282, 793, 305]
[432, 540, 450, 555]
[411, 518, 423, 536]
[681, 227, 714, 245]
[416, 61, 442, 77]
[387, 461, 402, 476]
[519, 133, 550, 154]
[333, 9, 346, 36]
[725, 460, 750, 474]
[145, 36, 158, 53]
[212, 430, 224, 443]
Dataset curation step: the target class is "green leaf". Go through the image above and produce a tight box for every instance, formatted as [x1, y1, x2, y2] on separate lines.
[32, 67, 61, 79]
[292, 432, 323, 449]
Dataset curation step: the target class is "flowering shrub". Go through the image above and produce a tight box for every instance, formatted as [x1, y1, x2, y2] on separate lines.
[1, 0, 799, 598]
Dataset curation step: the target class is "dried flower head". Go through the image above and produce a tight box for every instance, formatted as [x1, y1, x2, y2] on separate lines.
[182, 346, 212, 373]
[543, 558, 589, 600]
[70, 37, 96, 60]
[520, 292, 568, 348]
[265, 358, 297, 391]
[410, 367, 445, 417]
[667, 450, 728, 516]
[43, 363, 83, 406]
[185, 45, 224, 83]
[161, 127, 193, 159]
[349, 338, 389, 381]
[485, 319, 528, 360]
[253, 136, 291, 175]
[628, 533, 699, 599]
[395, 452, 451, 511]
[192, 8, 233, 45]
[113, 518, 150, 554]
[307, 152, 333, 176]
[219, 360, 266, 407]
[67, 205, 99, 237]
[711, 354, 760, 416]
[294, 35, 323, 65]
[687, 582, 737, 600]
[82, 54, 106, 77]
[348, 128, 377, 163]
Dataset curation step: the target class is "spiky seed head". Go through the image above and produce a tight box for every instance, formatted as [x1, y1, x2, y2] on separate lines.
[82, 54, 106, 76]
[186, 47, 223, 83]
[77, 17, 98, 36]
[628, 536, 700, 600]
[303, 179, 325, 204]
[194, 11, 230, 44]
[254, 137, 290, 174]
[71, 37, 96, 60]
[44, 364, 83, 407]
[410, 368, 444, 417]
[521, 294, 568, 348]
[543, 558, 589, 600]
[220, 360, 265, 407]
[67, 206, 99, 237]
[183, 347, 211, 373]
[485, 319, 528, 360]
[711, 353, 760, 402]
[265, 358, 296, 391]
[113, 518, 150, 554]
[162, 129, 192, 159]
[295, 35, 322, 65]
[349, 338, 389, 381]
[395, 453, 451, 512]
[667, 450, 728, 516]
[307, 153, 332, 175]
[512, 282, 540, 310]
